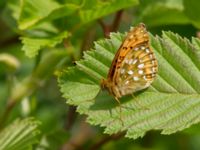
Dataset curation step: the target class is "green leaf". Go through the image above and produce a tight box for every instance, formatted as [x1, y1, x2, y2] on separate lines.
[136, 0, 190, 27]
[11, 0, 138, 30]
[80, 0, 139, 24]
[192, 37, 200, 50]
[21, 31, 68, 57]
[59, 28, 200, 139]
[183, 0, 200, 28]
[18, 0, 79, 30]
[0, 118, 40, 150]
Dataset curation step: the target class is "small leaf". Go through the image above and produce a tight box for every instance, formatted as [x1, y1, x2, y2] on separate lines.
[11, 0, 139, 30]
[18, 0, 79, 30]
[183, 0, 200, 28]
[59, 29, 200, 139]
[0, 118, 40, 150]
[21, 31, 68, 57]
[80, 0, 139, 24]
[136, 0, 189, 27]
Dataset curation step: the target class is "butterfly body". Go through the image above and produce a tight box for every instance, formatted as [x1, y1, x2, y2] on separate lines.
[102, 23, 158, 98]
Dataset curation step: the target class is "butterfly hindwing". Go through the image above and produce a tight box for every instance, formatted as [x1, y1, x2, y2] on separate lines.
[102, 23, 158, 98]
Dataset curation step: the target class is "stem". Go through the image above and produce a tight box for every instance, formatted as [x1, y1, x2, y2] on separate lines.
[64, 106, 77, 130]
[80, 25, 96, 55]
[196, 31, 200, 38]
[0, 100, 16, 129]
[89, 132, 125, 150]
[98, 10, 124, 38]
[60, 119, 95, 150]
[98, 19, 111, 38]
[111, 9, 123, 32]
[0, 36, 19, 48]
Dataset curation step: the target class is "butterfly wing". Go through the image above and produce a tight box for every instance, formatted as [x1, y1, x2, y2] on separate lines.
[114, 24, 158, 96]
[116, 41, 158, 96]
[102, 23, 158, 98]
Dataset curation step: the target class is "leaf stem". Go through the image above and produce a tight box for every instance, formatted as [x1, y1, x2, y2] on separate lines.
[111, 9, 123, 32]
[89, 132, 125, 150]
[64, 106, 77, 130]
[98, 9, 123, 37]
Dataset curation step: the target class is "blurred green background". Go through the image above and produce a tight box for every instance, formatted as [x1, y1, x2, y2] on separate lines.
[0, 0, 200, 149]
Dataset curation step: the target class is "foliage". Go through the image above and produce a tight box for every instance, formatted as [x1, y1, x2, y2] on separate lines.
[1, 0, 200, 149]
[0, 118, 40, 150]
[59, 31, 200, 139]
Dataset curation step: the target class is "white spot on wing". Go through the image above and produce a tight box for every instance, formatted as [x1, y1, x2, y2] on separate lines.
[141, 46, 145, 50]
[152, 67, 156, 72]
[133, 76, 139, 81]
[134, 47, 139, 51]
[127, 70, 134, 75]
[125, 80, 129, 84]
[138, 63, 144, 68]
[128, 59, 133, 64]
[143, 76, 147, 80]
[121, 69, 125, 74]
[132, 59, 138, 64]
[138, 70, 143, 75]
[146, 48, 150, 53]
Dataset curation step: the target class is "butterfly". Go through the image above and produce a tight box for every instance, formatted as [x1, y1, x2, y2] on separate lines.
[102, 23, 158, 101]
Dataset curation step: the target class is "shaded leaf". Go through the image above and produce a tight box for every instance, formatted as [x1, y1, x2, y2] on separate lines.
[183, 0, 200, 28]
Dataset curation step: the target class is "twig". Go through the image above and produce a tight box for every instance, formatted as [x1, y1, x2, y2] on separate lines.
[98, 19, 111, 38]
[60, 118, 95, 150]
[89, 132, 125, 150]
[111, 9, 123, 32]
[0, 36, 19, 48]
[64, 106, 77, 130]
[196, 31, 200, 39]
[98, 10, 124, 38]
[80, 26, 96, 56]
[0, 100, 16, 129]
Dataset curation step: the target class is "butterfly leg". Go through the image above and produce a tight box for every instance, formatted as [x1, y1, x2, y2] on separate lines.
[114, 96, 124, 126]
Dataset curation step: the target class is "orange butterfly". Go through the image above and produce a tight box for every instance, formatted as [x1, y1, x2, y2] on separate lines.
[102, 23, 158, 101]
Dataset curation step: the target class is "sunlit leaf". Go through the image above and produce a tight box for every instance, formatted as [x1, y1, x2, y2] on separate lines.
[59, 28, 200, 139]
[21, 31, 68, 57]
[136, 0, 189, 27]
[0, 118, 40, 150]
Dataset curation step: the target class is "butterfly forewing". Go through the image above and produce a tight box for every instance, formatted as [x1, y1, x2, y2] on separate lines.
[102, 23, 158, 98]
